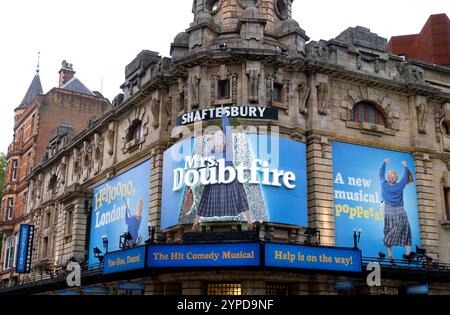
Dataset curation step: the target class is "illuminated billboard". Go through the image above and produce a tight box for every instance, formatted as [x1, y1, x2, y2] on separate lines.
[161, 115, 307, 230]
[89, 160, 150, 265]
[333, 142, 421, 260]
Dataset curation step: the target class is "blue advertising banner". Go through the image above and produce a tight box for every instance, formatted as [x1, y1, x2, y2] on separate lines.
[333, 280, 355, 292]
[16, 224, 35, 274]
[147, 243, 260, 268]
[265, 243, 362, 272]
[89, 160, 151, 265]
[332, 142, 421, 260]
[103, 246, 146, 274]
[82, 285, 110, 295]
[161, 127, 307, 230]
[405, 284, 429, 295]
[117, 281, 146, 292]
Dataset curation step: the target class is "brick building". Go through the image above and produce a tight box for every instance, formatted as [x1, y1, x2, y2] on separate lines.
[389, 13, 450, 67]
[1, 0, 450, 295]
[0, 61, 111, 282]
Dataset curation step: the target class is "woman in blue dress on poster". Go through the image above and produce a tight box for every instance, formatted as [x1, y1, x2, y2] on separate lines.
[379, 159, 414, 263]
[185, 114, 253, 231]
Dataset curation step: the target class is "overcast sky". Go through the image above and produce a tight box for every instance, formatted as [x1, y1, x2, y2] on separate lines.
[0, 0, 448, 153]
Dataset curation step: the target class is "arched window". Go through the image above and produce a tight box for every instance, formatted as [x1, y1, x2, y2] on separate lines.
[351, 102, 387, 127]
[127, 120, 143, 143]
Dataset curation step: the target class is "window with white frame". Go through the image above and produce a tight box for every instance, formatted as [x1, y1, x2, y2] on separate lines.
[6, 198, 14, 220]
[11, 159, 18, 181]
[3, 236, 15, 270]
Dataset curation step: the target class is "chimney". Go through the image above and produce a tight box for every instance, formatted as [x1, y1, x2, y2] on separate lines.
[58, 60, 76, 88]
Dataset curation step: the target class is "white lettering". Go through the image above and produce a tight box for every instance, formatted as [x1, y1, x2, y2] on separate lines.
[172, 157, 298, 191]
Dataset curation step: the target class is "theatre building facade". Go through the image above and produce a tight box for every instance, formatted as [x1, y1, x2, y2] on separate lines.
[1, 1, 450, 295]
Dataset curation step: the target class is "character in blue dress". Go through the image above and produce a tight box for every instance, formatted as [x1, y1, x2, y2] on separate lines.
[379, 159, 414, 262]
[187, 114, 253, 231]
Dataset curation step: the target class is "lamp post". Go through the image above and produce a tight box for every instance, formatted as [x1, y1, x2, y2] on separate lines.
[353, 228, 362, 249]
[102, 235, 109, 253]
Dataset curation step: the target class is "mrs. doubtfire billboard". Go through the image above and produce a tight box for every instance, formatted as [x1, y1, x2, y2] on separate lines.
[333, 142, 421, 260]
[161, 114, 307, 230]
[89, 160, 150, 265]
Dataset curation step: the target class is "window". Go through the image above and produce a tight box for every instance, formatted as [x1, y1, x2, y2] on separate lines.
[65, 208, 74, 237]
[42, 237, 49, 258]
[127, 120, 143, 143]
[11, 159, 18, 181]
[206, 0, 220, 13]
[31, 114, 35, 134]
[3, 236, 15, 270]
[164, 283, 182, 295]
[273, 83, 283, 102]
[444, 187, 450, 221]
[217, 80, 230, 99]
[275, 0, 288, 20]
[266, 283, 289, 295]
[351, 102, 386, 127]
[440, 119, 450, 137]
[207, 283, 242, 296]
[7, 198, 14, 220]
[48, 175, 58, 193]
[45, 212, 51, 228]
[18, 128, 24, 143]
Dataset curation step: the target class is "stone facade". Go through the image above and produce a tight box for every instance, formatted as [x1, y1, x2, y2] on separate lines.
[1, 0, 450, 295]
[0, 63, 111, 283]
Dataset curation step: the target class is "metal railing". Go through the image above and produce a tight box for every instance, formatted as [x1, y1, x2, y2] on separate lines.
[362, 256, 450, 272]
[0, 262, 102, 292]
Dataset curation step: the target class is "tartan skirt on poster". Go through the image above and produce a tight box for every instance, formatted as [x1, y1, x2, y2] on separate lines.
[196, 178, 249, 218]
[383, 204, 412, 247]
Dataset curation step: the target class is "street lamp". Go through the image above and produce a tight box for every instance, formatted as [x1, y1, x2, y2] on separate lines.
[102, 235, 109, 253]
[146, 223, 156, 244]
[353, 228, 362, 249]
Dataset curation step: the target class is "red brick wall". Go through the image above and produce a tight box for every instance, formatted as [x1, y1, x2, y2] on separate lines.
[1, 89, 110, 225]
[35, 89, 111, 162]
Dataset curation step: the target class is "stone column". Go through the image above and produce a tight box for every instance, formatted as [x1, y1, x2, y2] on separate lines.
[72, 200, 89, 262]
[413, 152, 440, 258]
[307, 134, 335, 246]
[149, 146, 165, 233]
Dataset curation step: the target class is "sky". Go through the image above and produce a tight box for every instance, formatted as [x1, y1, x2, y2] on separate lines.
[0, 0, 448, 153]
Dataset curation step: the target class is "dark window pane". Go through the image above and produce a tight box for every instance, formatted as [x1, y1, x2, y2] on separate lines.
[273, 83, 283, 102]
[266, 283, 289, 295]
[352, 102, 386, 127]
[218, 80, 230, 99]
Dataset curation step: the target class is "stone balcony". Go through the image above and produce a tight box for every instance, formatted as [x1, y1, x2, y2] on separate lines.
[7, 141, 23, 156]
